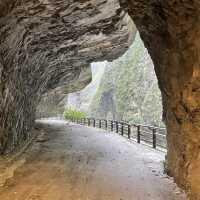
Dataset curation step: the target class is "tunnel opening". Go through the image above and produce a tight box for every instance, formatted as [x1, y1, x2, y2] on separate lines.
[64, 32, 167, 150]
[65, 32, 164, 128]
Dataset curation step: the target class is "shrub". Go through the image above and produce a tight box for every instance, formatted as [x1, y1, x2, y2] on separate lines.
[63, 108, 86, 120]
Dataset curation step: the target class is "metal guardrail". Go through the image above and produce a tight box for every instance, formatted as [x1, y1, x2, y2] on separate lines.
[70, 118, 167, 151]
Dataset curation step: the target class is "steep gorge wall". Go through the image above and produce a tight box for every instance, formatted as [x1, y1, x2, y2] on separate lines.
[90, 34, 163, 126]
[0, 0, 135, 154]
[66, 62, 107, 113]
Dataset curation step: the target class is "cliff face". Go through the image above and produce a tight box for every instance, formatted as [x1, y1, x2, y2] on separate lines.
[119, 1, 200, 199]
[90, 33, 163, 126]
[0, 0, 135, 154]
[66, 62, 106, 113]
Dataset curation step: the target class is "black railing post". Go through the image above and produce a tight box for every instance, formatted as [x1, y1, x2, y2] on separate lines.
[99, 119, 101, 128]
[121, 123, 124, 136]
[111, 121, 113, 131]
[128, 124, 131, 139]
[153, 129, 157, 149]
[105, 120, 107, 130]
[116, 121, 118, 133]
[93, 119, 95, 127]
[137, 125, 141, 143]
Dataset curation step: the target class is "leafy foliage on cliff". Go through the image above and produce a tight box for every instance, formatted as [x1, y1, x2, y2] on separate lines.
[89, 33, 163, 126]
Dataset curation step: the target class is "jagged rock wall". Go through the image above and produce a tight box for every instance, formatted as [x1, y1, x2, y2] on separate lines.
[119, 0, 200, 199]
[0, 0, 135, 154]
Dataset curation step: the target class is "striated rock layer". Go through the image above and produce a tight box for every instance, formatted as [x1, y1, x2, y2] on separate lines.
[119, 0, 200, 199]
[0, 0, 135, 154]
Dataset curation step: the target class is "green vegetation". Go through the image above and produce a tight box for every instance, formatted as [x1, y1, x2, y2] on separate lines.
[63, 108, 86, 120]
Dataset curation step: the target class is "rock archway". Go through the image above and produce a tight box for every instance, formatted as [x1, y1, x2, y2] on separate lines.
[0, 0, 200, 199]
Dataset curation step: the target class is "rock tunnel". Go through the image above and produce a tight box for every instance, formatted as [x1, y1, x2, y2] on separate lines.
[0, 0, 200, 199]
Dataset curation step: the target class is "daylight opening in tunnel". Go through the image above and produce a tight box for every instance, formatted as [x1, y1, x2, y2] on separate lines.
[65, 33, 164, 128]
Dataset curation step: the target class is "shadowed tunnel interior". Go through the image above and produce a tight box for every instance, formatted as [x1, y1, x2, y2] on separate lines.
[0, 0, 200, 199]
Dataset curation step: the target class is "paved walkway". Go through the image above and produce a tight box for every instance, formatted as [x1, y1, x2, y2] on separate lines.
[0, 119, 187, 200]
